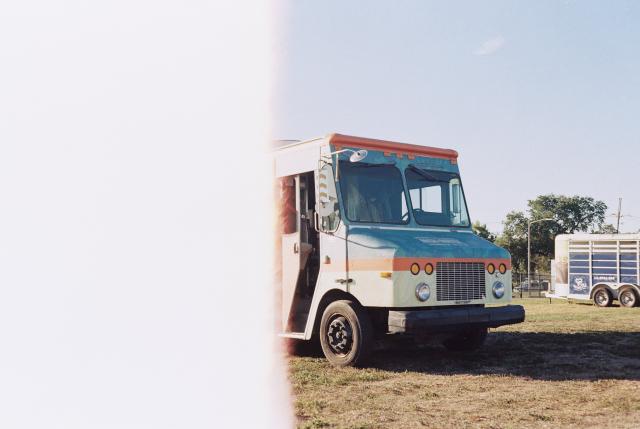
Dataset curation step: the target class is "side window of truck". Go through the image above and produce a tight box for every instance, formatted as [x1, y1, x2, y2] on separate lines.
[449, 179, 469, 226]
[410, 185, 443, 213]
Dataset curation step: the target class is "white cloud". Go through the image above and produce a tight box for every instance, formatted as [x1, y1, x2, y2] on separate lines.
[473, 36, 505, 56]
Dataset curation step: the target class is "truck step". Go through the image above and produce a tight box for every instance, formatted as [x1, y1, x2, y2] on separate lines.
[278, 332, 305, 339]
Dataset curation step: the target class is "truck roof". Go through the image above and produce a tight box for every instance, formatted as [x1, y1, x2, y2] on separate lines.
[273, 133, 458, 162]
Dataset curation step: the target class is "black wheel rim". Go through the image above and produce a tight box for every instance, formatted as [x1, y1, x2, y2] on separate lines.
[326, 315, 353, 356]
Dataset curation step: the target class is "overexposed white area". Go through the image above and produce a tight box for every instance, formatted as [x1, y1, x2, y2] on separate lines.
[0, 1, 290, 428]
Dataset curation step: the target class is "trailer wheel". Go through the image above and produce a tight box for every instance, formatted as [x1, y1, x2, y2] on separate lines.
[442, 328, 488, 352]
[619, 289, 637, 308]
[319, 300, 373, 367]
[593, 288, 612, 307]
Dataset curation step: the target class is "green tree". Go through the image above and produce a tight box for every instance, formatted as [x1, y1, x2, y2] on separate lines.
[527, 194, 606, 233]
[472, 221, 496, 242]
[495, 211, 528, 273]
[496, 194, 607, 273]
[596, 223, 618, 234]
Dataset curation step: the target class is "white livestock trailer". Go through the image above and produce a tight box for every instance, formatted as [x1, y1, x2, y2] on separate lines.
[548, 233, 640, 307]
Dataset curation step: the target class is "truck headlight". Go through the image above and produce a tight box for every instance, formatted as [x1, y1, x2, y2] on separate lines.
[492, 281, 505, 299]
[415, 283, 431, 301]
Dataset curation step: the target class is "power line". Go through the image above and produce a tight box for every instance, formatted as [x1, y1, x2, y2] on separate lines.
[608, 197, 635, 233]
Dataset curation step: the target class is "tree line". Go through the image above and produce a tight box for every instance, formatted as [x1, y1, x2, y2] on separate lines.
[473, 194, 618, 274]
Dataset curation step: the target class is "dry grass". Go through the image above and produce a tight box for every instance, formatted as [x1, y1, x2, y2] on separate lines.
[287, 299, 640, 429]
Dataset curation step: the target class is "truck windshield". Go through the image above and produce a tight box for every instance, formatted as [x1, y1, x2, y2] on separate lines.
[405, 166, 470, 227]
[339, 162, 409, 224]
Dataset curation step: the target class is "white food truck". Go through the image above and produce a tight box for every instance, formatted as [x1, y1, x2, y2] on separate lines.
[274, 133, 525, 366]
[548, 233, 640, 307]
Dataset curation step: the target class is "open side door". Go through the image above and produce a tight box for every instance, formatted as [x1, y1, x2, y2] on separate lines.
[281, 176, 302, 331]
[281, 237, 303, 331]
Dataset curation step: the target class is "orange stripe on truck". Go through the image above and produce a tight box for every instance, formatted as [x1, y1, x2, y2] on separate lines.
[330, 133, 458, 164]
[332, 257, 511, 272]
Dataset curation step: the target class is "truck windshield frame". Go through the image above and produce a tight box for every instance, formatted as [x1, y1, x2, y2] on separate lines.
[404, 165, 471, 228]
[338, 161, 410, 225]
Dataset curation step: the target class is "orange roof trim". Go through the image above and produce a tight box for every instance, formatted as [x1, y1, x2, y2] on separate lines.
[329, 133, 458, 163]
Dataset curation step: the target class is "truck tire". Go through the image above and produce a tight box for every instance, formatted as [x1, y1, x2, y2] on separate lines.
[619, 288, 637, 308]
[319, 300, 373, 367]
[593, 288, 612, 307]
[442, 328, 488, 352]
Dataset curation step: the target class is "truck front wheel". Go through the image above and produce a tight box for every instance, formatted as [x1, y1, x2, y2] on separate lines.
[319, 300, 373, 367]
[442, 328, 487, 352]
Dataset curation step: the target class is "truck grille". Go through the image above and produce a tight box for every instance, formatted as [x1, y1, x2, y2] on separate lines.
[436, 262, 486, 302]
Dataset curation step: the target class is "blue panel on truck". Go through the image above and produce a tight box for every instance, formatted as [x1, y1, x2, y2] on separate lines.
[347, 227, 509, 260]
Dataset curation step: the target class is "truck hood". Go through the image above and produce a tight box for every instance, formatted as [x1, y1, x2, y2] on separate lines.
[347, 226, 509, 260]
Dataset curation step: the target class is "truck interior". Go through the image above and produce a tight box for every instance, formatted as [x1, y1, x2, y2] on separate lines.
[279, 171, 320, 333]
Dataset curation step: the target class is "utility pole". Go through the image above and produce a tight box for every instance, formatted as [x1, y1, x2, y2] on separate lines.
[609, 198, 634, 233]
[616, 198, 622, 233]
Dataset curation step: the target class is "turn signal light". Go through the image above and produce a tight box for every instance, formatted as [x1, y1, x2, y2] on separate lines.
[499, 263, 507, 274]
[424, 263, 434, 275]
[487, 263, 496, 274]
[410, 263, 420, 275]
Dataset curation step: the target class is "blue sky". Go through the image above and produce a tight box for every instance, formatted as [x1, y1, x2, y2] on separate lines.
[274, 1, 640, 233]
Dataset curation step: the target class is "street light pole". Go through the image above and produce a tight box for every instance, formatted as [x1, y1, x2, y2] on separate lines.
[527, 218, 556, 297]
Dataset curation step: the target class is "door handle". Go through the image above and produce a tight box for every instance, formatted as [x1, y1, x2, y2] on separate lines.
[293, 242, 299, 254]
[335, 278, 353, 285]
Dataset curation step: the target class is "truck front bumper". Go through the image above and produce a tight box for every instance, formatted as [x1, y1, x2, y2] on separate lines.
[387, 305, 525, 334]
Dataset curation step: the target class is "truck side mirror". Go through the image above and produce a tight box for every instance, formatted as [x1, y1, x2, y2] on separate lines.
[316, 162, 341, 232]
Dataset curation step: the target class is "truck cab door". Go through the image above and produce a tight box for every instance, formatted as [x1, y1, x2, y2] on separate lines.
[316, 161, 349, 286]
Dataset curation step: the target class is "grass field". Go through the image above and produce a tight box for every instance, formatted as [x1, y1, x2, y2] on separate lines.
[288, 299, 640, 429]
